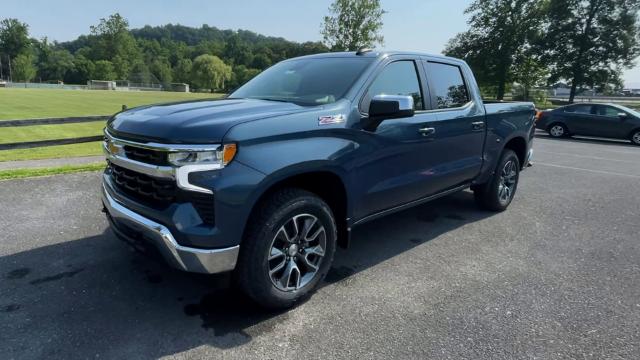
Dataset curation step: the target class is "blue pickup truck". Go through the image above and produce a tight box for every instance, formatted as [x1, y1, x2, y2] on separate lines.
[102, 50, 535, 308]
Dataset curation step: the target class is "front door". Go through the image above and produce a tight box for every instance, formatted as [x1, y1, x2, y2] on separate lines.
[351, 59, 439, 219]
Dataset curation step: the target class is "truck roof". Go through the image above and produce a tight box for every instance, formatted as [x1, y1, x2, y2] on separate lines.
[291, 50, 462, 63]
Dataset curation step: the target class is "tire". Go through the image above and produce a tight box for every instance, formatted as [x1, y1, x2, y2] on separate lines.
[631, 130, 640, 146]
[235, 188, 337, 309]
[473, 149, 520, 211]
[548, 123, 568, 138]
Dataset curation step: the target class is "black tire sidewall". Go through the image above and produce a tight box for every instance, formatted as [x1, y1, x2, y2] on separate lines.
[239, 191, 337, 308]
[476, 149, 520, 211]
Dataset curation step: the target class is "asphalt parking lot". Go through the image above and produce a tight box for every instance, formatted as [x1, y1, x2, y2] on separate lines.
[1, 134, 639, 359]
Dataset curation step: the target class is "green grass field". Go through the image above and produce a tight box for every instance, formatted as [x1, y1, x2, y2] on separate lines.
[0, 121, 105, 144]
[0, 88, 223, 120]
[0, 162, 105, 180]
[0, 141, 102, 162]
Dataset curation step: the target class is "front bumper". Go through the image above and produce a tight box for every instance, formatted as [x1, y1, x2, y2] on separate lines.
[102, 184, 239, 274]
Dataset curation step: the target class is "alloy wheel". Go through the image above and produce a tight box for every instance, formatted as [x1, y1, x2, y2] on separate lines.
[632, 131, 640, 145]
[268, 214, 326, 292]
[498, 160, 517, 204]
[550, 125, 564, 137]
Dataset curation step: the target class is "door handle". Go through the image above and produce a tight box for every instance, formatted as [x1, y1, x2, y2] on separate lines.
[418, 127, 436, 136]
[471, 121, 485, 130]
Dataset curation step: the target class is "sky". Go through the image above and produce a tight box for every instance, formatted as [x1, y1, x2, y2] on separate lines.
[3, 0, 640, 87]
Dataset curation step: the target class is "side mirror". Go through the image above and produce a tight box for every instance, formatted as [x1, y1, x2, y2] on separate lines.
[618, 112, 628, 120]
[368, 95, 415, 120]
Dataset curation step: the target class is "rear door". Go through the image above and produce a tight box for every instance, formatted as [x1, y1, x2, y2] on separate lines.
[421, 60, 485, 188]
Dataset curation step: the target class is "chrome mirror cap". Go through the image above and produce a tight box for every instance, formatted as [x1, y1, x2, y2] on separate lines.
[371, 94, 414, 112]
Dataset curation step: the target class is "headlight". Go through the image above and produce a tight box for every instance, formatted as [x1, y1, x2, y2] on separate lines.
[167, 144, 237, 167]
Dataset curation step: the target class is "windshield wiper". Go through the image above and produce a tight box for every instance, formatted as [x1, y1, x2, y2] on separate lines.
[253, 97, 294, 103]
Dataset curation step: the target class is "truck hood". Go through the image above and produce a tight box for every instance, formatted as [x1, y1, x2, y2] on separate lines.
[107, 98, 310, 144]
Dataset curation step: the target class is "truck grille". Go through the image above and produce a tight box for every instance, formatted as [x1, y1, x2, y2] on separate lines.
[110, 163, 176, 204]
[108, 163, 215, 225]
[123, 146, 167, 166]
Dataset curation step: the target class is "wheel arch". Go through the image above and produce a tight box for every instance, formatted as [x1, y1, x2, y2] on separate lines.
[502, 136, 527, 169]
[628, 127, 640, 140]
[547, 121, 569, 133]
[244, 167, 351, 249]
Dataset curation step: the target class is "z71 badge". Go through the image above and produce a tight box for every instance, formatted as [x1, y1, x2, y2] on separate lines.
[318, 114, 346, 125]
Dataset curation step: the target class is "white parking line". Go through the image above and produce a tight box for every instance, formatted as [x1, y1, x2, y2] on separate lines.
[535, 150, 639, 164]
[535, 162, 640, 178]
[535, 137, 640, 156]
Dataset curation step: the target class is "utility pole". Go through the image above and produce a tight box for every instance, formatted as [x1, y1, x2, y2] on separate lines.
[0, 56, 3, 80]
[8, 55, 12, 82]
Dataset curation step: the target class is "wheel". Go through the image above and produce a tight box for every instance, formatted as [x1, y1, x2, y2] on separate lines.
[548, 123, 568, 138]
[631, 130, 640, 146]
[473, 149, 520, 211]
[235, 188, 337, 309]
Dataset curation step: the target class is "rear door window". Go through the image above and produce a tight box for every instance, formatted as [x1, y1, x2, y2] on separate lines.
[564, 105, 593, 114]
[425, 62, 470, 109]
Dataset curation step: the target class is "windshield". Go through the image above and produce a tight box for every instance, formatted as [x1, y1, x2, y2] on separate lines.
[230, 57, 374, 106]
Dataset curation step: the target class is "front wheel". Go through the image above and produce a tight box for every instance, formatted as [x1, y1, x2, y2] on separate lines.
[631, 130, 640, 146]
[235, 188, 337, 309]
[474, 149, 520, 211]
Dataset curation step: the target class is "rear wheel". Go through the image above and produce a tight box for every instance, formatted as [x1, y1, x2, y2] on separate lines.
[474, 149, 520, 211]
[548, 123, 568, 138]
[631, 130, 640, 146]
[235, 188, 337, 309]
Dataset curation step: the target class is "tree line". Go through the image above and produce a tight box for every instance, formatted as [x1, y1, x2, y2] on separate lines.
[445, 0, 640, 102]
[1, 0, 638, 101]
[0, 14, 328, 92]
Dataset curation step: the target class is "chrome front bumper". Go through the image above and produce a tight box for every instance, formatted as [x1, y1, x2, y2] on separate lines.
[102, 184, 239, 274]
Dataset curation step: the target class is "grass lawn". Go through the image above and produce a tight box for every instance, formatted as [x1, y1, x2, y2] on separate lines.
[0, 88, 223, 120]
[0, 121, 105, 144]
[0, 141, 102, 162]
[0, 162, 105, 180]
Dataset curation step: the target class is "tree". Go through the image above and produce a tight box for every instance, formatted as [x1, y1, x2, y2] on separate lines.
[191, 54, 232, 92]
[90, 13, 141, 78]
[34, 39, 75, 81]
[251, 53, 271, 70]
[513, 56, 548, 100]
[65, 54, 94, 84]
[11, 54, 36, 82]
[321, 0, 385, 51]
[229, 65, 261, 90]
[224, 35, 252, 66]
[173, 58, 192, 83]
[150, 58, 173, 84]
[93, 60, 116, 80]
[542, 0, 640, 102]
[0, 18, 30, 59]
[444, 0, 543, 100]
